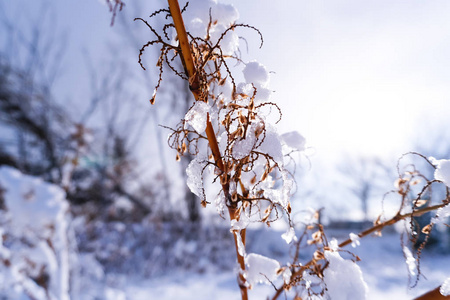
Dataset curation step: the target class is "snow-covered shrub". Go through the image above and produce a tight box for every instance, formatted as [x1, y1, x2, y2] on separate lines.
[0, 166, 72, 300]
[135, 1, 450, 299]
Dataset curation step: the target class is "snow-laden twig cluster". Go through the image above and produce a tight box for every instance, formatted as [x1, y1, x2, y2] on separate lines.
[137, 1, 450, 299]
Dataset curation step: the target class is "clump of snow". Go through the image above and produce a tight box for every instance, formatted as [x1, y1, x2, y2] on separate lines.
[245, 253, 280, 286]
[441, 277, 450, 296]
[429, 157, 450, 187]
[257, 123, 283, 166]
[281, 227, 297, 244]
[186, 158, 206, 200]
[179, 0, 240, 55]
[281, 131, 306, 151]
[185, 101, 210, 134]
[232, 122, 257, 159]
[403, 246, 417, 276]
[329, 238, 339, 251]
[323, 251, 368, 300]
[349, 233, 361, 248]
[243, 61, 270, 87]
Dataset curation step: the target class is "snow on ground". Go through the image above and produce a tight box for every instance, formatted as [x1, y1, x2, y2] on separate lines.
[113, 229, 450, 300]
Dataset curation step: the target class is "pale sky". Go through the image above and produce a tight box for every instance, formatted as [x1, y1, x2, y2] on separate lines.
[2, 0, 449, 160]
[225, 0, 450, 161]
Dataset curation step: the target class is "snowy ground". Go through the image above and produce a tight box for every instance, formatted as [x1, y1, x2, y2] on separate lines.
[107, 230, 450, 300]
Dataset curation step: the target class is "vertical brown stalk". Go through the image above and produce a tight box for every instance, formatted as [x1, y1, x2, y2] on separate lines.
[167, 1, 248, 299]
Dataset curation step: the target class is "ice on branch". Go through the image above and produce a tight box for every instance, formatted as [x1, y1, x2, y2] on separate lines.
[185, 101, 210, 134]
[281, 227, 297, 244]
[349, 233, 361, 248]
[403, 246, 417, 276]
[235, 232, 246, 257]
[186, 158, 207, 200]
[441, 277, 450, 296]
[230, 213, 250, 231]
[323, 251, 368, 300]
[434, 159, 450, 187]
[281, 131, 306, 152]
[245, 253, 280, 287]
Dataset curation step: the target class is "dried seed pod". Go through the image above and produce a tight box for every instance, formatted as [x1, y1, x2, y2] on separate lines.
[312, 231, 322, 243]
[313, 250, 325, 261]
[182, 142, 187, 153]
[201, 200, 207, 208]
[248, 98, 255, 111]
[220, 175, 227, 185]
[261, 171, 268, 181]
[276, 267, 286, 276]
[287, 202, 292, 214]
[422, 224, 432, 235]
[231, 192, 238, 202]
[150, 97, 156, 105]
[250, 175, 257, 185]
[238, 111, 246, 124]
[411, 179, 421, 186]
[176, 153, 180, 162]
[415, 199, 428, 207]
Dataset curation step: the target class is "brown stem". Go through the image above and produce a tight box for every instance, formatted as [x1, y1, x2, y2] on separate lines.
[271, 202, 449, 300]
[415, 286, 450, 300]
[167, 1, 248, 299]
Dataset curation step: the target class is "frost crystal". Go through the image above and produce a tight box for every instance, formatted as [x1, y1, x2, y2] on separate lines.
[185, 101, 210, 134]
[433, 158, 450, 187]
[186, 158, 206, 199]
[323, 251, 368, 300]
[403, 246, 417, 276]
[281, 227, 297, 244]
[441, 277, 450, 296]
[349, 233, 361, 248]
[245, 253, 280, 286]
